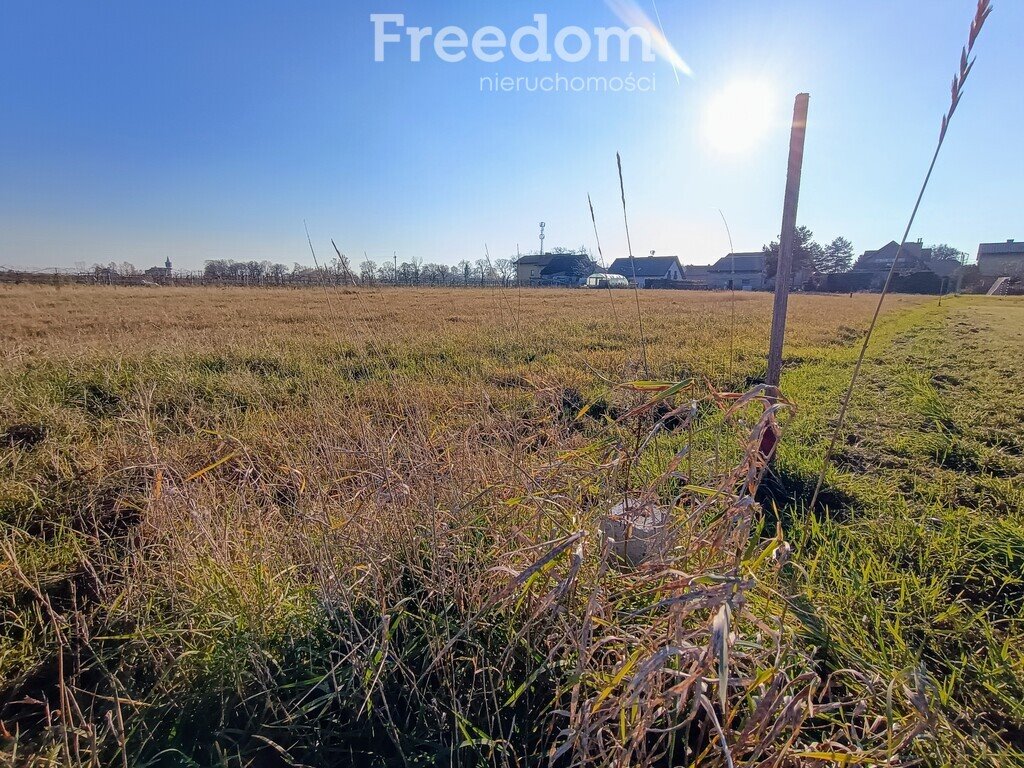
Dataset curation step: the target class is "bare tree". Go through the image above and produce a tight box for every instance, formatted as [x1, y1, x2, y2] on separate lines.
[378, 261, 397, 285]
[247, 261, 265, 282]
[421, 263, 443, 285]
[495, 258, 515, 286]
[360, 259, 378, 285]
[398, 261, 416, 285]
[329, 250, 355, 285]
[475, 258, 490, 287]
[269, 263, 288, 284]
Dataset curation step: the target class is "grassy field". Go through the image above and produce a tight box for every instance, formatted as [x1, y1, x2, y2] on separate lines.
[775, 297, 1024, 764]
[1, 285, 1021, 766]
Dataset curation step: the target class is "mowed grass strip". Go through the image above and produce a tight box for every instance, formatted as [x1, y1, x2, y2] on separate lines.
[772, 296, 1024, 763]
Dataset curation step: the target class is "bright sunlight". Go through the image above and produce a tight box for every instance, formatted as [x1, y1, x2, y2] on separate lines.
[704, 79, 776, 153]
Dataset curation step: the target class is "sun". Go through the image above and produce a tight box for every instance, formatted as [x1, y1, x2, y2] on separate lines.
[704, 79, 776, 154]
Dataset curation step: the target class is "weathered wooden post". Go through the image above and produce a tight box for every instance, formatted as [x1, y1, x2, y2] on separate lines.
[766, 93, 810, 388]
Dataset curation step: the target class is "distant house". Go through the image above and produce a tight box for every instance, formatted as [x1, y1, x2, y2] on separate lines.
[514, 252, 596, 286]
[977, 240, 1024, 278]
[515, 254, 550, 285]
[606, 255, 685, 288]
[850, 240, 970, 291]
[706, 252, 766, 290]
[853, 240, 932, 274]
[683, 264, 712, 284]
[144, 258, 173, 281]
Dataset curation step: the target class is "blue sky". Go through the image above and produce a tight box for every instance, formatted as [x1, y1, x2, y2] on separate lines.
[1, 1, 1020, 271]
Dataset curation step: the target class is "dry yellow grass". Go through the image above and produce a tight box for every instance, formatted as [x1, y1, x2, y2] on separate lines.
[1, 284, 936, 767]
[0, 284, 923, 373]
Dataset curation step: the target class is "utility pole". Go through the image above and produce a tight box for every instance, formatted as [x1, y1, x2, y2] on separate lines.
[766, 93, 810, 388]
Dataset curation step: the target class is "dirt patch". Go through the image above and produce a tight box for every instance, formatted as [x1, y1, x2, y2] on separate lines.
[3, 423, 47, 449]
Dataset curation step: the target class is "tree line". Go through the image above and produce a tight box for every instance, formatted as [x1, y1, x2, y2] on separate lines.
[200, 246, 588, 287]
[84, 257, 520, 286]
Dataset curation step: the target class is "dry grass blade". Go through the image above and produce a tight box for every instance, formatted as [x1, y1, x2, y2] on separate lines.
[499, 530, 586, 598]
[711, 602, 732, 712]
[616, 151, 650, 375]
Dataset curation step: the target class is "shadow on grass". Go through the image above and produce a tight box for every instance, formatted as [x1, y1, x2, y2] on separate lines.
[757, 466, 859, 529]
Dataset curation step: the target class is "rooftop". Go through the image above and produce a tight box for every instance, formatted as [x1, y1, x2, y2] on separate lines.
[709, 252, 765, 273]
[515, 253, 553, 267]
[855, 240, 933, 270]
[978, 240, 1024, 257]
[606, 255, 682, 279]
[539, 253, 596, 276]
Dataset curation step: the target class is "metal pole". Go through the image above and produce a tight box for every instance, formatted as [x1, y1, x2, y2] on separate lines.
[766, 93, 810, 387]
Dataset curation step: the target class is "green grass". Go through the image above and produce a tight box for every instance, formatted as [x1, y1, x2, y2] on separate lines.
[773, 296, 1024, 764]
[2, 287, 1023, 766]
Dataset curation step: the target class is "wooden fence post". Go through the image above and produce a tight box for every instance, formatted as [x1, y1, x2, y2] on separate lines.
[766, 93, 810, 388]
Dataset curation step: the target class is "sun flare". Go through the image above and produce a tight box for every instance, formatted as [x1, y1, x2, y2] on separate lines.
[704, 79, 776, 153]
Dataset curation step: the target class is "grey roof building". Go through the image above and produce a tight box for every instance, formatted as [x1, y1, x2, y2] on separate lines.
[851, 239, 969, 290]
[710, 253, 765, 273]
[977, 240, 1024, 278]
[706, 252, 766, 290]
[607, 255, 684, 288]
[514, 252, 596, 285]
[683, 264, 712, 280]
[853, 240, 933, 272]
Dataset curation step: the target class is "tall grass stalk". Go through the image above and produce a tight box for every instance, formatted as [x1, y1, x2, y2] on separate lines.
[809, 0, 993, 512]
